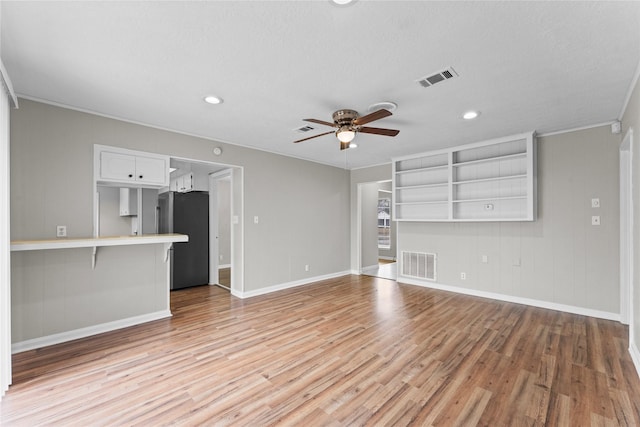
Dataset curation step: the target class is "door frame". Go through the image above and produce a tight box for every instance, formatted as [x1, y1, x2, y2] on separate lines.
[209, 169, 232, 289]
[620, 128, 633, 325]
[357, 179, 395, 276]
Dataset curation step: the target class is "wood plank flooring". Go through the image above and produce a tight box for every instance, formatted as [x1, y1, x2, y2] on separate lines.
[2, 274, 639, 426]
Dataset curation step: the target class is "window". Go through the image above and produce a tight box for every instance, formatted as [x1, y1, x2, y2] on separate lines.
[378, 198, 391, 249]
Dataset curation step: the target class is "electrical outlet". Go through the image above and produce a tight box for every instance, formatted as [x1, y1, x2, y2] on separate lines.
[592, 215, 601, 226]
[591, 198, 600, 208]
[219, 255, 223, 261]
[305, 264, 310, 272]
[56, 225, 67, 237]
[254, 216, 259, 224]
[481, 255, 488, 263]
[460, 272, 466, 280]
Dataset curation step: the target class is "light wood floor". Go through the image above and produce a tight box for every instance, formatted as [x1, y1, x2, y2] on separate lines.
[2, 275, 640, 426]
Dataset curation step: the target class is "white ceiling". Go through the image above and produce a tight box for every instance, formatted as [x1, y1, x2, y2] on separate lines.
[2, 1, 639, 169]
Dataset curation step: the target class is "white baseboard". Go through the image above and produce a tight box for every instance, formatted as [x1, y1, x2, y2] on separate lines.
[218, 264, 231, 269]
[361, 264, 379, 273]
[378, 256, 395, 261]
[630, 340, 640, 380]
[398, 276, 620, 322]
[232, 270, 351, 299]
[12, 310, 172, 354]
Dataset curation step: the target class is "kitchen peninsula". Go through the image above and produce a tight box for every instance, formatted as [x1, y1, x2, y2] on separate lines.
[10, 233, 188, 353]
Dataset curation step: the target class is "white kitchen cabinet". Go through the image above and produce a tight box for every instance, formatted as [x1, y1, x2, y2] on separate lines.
[95, 145, 169, 188]
[119, 188, 138, 216]
[170, 172, 195, 193]
[393, 132, 536, 222]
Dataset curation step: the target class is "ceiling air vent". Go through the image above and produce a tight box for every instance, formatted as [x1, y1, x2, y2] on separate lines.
[294, 125, 315, 133]
[417, 67, 458, 88]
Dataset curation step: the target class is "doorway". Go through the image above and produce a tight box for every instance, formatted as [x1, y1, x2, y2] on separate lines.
[358, 180, 397, 281]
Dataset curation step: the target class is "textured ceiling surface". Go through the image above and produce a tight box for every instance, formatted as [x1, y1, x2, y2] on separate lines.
[2, 1, 639, 169]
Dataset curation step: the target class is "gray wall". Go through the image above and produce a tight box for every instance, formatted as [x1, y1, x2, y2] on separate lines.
[622, 73, 640, 349]
[351, 126, 621, 315]
[398, 126, 620, 314]
[10, 99, 350, 342]
[11, 245, 168, 343]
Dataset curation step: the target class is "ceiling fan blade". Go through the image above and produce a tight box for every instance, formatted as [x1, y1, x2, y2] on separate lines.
[353, 109, 392, 126]
[359, 126, 400, 137]
[294, 130, 334, 143]
[340, 141, 350, 150]
[303, 118, 337, 128]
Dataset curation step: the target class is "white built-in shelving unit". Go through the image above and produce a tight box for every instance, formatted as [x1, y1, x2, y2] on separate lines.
[393, 132, 536, 222]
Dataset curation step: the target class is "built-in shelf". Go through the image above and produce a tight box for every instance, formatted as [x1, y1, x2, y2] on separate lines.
[452, 195, 527, 203]
[452, 174, 527, 185]
[452, 152, 526, 167]
[396, 182, 448, 190]
[396, 200, 448, 205]
[392, 132, 536, 222]
[11, 234, 189, 268]
[395, 164, 449, 174]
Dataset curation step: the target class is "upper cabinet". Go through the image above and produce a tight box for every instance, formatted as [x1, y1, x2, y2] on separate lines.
[95, 145, 169, 188]
[393, 132, 536, 222]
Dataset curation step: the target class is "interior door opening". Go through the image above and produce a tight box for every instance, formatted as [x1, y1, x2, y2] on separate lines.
[358, 180, 397, 281]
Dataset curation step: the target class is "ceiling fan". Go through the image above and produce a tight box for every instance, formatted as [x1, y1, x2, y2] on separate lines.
[294, 108, 400, 150]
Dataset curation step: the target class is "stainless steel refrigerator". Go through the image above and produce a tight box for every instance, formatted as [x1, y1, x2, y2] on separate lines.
[157, 191, 209, 290]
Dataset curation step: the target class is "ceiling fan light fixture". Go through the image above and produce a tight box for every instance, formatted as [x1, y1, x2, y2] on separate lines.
[336, 126, 356, 143]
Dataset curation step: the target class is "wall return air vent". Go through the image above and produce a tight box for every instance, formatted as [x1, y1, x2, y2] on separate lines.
[401, 251, 437, 281]
[416, 67, 458, 88]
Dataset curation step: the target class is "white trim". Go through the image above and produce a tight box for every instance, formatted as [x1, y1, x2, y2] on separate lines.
[619, 58, 640, 121]
[0, 74, 11, 399]
[361, 264, 380, 273]
[0, 60, 17, 108]
[397, 276, 621, 322]
[629, 341, 640, 380]
[356, 183, 363, 273]
[231, 270, 351, 299]
[11, 310, 172, 354]
[16, 94, 345, 171]
[218, 264, 231, 269]
[378, 256, 395, 261]
[537, 121, 617, 138]
[620, 129, 633, 325]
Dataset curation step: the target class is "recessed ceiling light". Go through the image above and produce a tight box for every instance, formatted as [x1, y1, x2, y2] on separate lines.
[463, 111, 480, 120]
[331, 0, 355, 6]
[204, 95, 223, 105]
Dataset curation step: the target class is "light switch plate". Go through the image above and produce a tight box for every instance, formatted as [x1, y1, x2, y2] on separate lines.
[591, 198, 600, 208]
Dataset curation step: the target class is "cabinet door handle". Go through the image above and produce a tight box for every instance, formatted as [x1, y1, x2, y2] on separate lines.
[139, 175, 143, 179]
[128, 174, 133, 178]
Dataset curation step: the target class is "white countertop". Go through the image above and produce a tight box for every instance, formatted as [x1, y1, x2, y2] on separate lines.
[10, 234, 189, 251]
